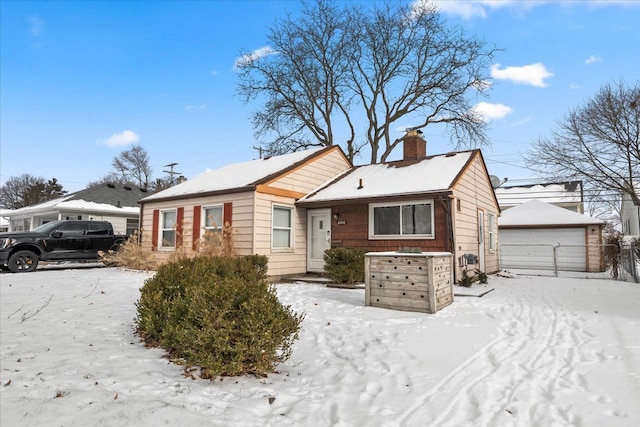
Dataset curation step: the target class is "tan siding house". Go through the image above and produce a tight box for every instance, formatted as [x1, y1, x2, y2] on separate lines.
[138, 146, 352, 279]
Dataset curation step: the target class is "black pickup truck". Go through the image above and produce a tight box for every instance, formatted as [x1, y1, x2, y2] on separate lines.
[0, 220, 127, 273]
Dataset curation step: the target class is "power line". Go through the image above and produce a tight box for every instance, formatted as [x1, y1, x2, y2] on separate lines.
[163, 163, 182, 185]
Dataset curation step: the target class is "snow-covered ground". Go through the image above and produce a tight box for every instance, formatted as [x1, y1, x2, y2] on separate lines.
[1, 267, 638, 427]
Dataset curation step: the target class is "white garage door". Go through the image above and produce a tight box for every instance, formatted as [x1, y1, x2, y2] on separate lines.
[500, 228, 586, 271]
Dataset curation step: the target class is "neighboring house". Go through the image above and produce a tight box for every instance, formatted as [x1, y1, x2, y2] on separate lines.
[4, 184, 143, 235]
[620, 186, 640, 236]
[494, 181, 584, 213]
[139, 133, 500, 281]
[0, 209, 13, 232]
[138, 146, 352, 279]
[498, 200, 604, 272]
[298, 132, 501, 280]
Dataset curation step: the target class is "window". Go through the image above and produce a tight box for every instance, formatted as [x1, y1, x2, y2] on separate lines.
[488, 214, 495, 251]
[369, 201, 434, 239]
[58, 222, 88, 236]
[88, 223, 110, 235]
[203, 205, 223, 232]
[160, 209, 176, 248]
[272, 206, 293, 249]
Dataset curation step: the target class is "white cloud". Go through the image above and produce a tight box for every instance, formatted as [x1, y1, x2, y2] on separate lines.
[490, 63, 554, 87]
[512, 116, 532, 127]
[233, 46, 276, 70]
[569, 83, 580, 90]
[28, 16, 44, 37]
[27, 16, 45, 48]
[472, 102, 513, 122]
[585, 55, 602, 64]
[98, 130, 140, 147]
[421, 0, 521, 19]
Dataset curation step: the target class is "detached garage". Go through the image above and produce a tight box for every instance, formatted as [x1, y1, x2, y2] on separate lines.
[498, 200, 605, 272]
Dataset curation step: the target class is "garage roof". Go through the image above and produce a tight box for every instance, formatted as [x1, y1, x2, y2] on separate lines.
[499, 200, 604, 227]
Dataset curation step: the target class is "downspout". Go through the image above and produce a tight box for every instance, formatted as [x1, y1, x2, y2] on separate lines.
[440, 196, 457, 283]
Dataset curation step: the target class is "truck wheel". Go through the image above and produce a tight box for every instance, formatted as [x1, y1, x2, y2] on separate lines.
[8, 250, 39, 273]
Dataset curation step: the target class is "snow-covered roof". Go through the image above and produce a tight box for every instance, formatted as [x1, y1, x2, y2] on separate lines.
[8, 197, 139, 216]
[499, 200, 603, 227]
[495, 181, 582, 206]
[299, 150, 475, 204]
[6, 184, 143, 217]
[141, 147, 328, 202]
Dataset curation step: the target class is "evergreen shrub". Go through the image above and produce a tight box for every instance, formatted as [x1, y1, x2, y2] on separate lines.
[136, 255, 304, 377]
[323, 247, 367, 284]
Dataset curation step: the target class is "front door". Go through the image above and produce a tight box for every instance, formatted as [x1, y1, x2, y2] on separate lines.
[477, 210, 486, 272]
[307, 209, 332, 272]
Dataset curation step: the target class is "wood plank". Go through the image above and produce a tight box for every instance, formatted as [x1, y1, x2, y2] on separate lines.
[369, 280, 427, 291]
[369, 287, 428, 301]
[370, 296, 431, 313]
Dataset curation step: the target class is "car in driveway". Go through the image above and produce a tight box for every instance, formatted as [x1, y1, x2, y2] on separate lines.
[0, 220, 127, 273]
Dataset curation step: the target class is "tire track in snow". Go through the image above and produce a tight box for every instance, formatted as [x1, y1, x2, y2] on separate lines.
[397, 285, 596, 427]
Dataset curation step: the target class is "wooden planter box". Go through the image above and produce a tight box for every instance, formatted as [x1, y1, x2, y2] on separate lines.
[365, 252, 454, 314]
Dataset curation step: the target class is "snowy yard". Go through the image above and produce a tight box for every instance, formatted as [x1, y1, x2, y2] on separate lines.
[1, 267, 639, 427]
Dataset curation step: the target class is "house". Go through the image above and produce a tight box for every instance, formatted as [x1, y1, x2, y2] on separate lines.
[137, 146, 352, 279]
[297, 131, 501, 280]
[498, 199, 604, 272]
[620, 185, 640, 236]
[0, 209, 12, 232]
[139, 133, 500, 281]
[494, 181, 584, 213]
[4, 184, 143, 235]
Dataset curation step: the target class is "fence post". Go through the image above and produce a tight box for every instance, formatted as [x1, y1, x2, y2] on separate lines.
[553, 245, 559, 277]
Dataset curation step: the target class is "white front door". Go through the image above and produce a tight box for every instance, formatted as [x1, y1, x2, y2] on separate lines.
[477, 210, 486, 272]
[307, 209, 332, 272]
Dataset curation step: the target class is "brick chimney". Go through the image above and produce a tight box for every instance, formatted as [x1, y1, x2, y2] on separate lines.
[402, 129, 426, 161]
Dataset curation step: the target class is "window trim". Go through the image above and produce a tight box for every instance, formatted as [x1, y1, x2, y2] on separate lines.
[368, 199, 435, 240]
[271, 205, 294, 251]
[159, 208, 177, 249]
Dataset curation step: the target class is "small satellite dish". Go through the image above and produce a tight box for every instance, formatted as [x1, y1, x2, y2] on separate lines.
[490, 175, 501, 188]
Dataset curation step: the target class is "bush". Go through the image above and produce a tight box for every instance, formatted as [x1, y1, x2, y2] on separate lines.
[99, 229, 158, 271]
[458, 269, 475, 287]
[323, 247, 366, 284]
[136, 255, 304, 378]
[197, 222, 235, 257]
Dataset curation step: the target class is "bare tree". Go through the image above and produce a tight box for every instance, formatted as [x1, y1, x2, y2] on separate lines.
[111, 145, 152, 189]
[0, 174, 66, 209]
[236, 0, 496, 163]
[526, 80, 640, 213]
[237, 0, 358, 159]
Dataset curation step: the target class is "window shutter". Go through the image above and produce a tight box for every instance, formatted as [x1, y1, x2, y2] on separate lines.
[151, 210, 159, 251]
[192, 205, 201, 251]
[176, 207, 184, 248]
[224, 202, 233, 227]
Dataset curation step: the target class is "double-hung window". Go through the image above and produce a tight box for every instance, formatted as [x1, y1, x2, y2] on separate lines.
[203, 205, 223, 234]
[272, 205, 293, 249]
[369, 200, 434, 239]
[488, 213, 495, 252]
[160, 209, 176, 248]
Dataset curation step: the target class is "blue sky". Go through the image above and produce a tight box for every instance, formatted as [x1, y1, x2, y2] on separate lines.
[1, 0, 638, 193]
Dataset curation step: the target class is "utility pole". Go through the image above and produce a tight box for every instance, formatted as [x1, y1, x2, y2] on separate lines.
[163, 162, 182, 185]
[253, 146, 264, 159]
